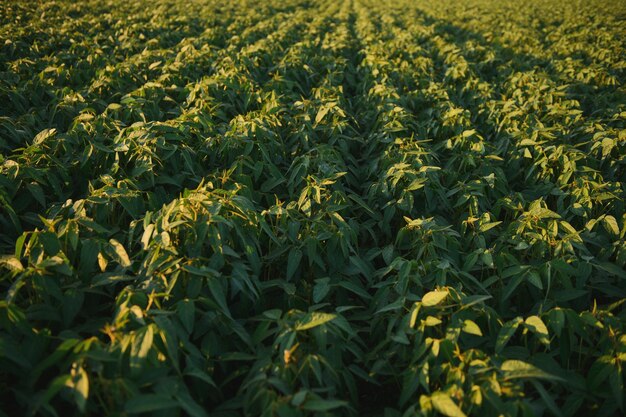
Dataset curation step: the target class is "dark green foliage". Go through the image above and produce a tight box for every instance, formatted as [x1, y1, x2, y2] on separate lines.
[1, 0, 625, 416]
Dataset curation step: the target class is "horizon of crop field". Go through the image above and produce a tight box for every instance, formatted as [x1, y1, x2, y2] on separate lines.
[1, 0, 625, 416]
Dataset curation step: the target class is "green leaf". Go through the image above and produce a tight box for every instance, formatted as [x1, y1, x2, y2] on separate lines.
[39, 232, 61, 255]
[527, 271, 543, 289]
[175, 389, 208, 417]
[125, 394, 178, 413]
[31, 374, 71, 415]
[287, 249, 302, 280]
[185, 366, 217, 388]
[29, 339, 79, 380]
[496, 317, 522, 353]
[291, 390, 308, 406]
[260, 175, 286, 192]
[302, 399, 348, 412]
[177, 300, 195, 334]
[531, 380, 564, 417]
[208, 278, 231, 318]
[27, 183, 46, 207]
[78, 219, 110, 234]
[502, 273, 524, 301]
[431, 392, 467, 417]
[313, 278, 331, 303]
[594, 261, 626, 279]
[377, 296, 406, 315]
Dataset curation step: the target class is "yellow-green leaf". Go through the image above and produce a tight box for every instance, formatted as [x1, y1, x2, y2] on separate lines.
[424, 316, 442, 326]
[462, 320, 483, 336]
[431, 392, 467, 417]
[525, 315, 550, 345]
[422, 290, 448, 307]
[0, 256, 23, 272]
[603, 215, 620, 237]
[109, 239, 131, 267]
[501, 360, 564, 381]
[295, 312, 336, 331]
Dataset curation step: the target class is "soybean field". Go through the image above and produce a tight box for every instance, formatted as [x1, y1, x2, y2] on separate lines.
[1, 0, 626, 416]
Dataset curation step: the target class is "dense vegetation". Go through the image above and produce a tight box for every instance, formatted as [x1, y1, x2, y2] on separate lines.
[1, 0, 625, 415]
